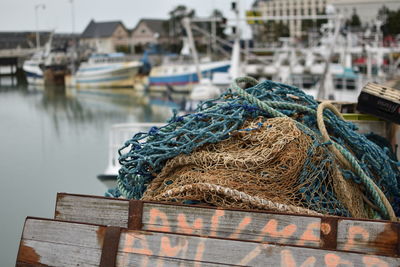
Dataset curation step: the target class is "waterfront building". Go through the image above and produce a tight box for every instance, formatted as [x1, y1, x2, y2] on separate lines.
[329, 0, 400, 25]
[253, 0, 327, 38]
[252, 0, 400, 39]
[0, 32, 51, 50]
[80, 20, 130, 53]
[130, 18, 209, 53]
[130, 19, 169, 47]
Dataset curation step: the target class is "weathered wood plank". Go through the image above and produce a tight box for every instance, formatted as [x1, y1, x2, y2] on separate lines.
[22, 218, 104, 248]
[18, 240, 227, 267]
[55, 193, 321, 247]
[337, 220, 399, 256]
[18, 240, 101, 267]
[18, 218, 400, 267]
[55, 193, 129, 227]
[54, 193, 400, 257]
[142, 203, 321, 247]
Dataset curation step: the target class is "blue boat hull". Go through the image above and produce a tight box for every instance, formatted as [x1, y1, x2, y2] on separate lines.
[149, 65, 230, 87]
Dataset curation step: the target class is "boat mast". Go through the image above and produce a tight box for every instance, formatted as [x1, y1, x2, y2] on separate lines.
[229, 0, 241, 79]
[34, 4, 46, 51]
[316, 6, 342, 100]
[69, 0, 76, 75]
[182, 17, 203, 82]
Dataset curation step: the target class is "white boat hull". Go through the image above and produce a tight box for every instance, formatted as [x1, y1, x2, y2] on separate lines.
[75, 61, 142, 89]
[23, 63, 44, 85]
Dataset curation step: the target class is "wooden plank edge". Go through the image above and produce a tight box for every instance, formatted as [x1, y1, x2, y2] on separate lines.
[397, 222, 400, 256]
[18, 217, 400, 258]
[55, 192, 400, 224]
[15, 262, 47, 267]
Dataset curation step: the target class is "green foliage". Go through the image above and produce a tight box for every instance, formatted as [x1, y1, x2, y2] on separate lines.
[168, 5, 196, 37]
[115, 45, 131, 54]
[303, 11, 328, 33]
[133, 44, 144, 54]
[378, 6, 400, 36]
[163, 5, 227, 53]
[257, 21, 290, 43]
[346, 9, 361, 27]
[210, 9, 227, 39]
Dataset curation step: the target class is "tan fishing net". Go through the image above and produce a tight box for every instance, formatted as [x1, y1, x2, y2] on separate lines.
[142, 117, 368, 218]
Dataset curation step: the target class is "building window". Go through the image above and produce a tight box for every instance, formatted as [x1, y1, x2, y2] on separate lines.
[141, 29, 146, 33]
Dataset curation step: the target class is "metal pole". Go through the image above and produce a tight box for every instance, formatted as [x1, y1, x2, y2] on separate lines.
[367, 47, 372, 80]
[211, 17, 216, 53]
[69, 0, 76, 74]
[243, 14, 335, 21]
[229, 0, 241, 79]
[317, 15, 342, 100]
[70, 0, 75, 34]
[35, 7, 39, 49]
[182, 17, 202, 81]
[34, 4, 45, 50]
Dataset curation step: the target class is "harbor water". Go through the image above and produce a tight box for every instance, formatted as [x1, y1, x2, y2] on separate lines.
[0, 79, 174, 266]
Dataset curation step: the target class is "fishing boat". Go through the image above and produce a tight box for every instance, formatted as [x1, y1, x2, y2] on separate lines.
[74, 53, 142, 88]
[23, 51, 45, 85]
[97, 122, 165, 188]
[148, 58, 230, 92]
[23, 32, 69, 86]
[290, 64, 362, 102]
[148, 24, 231, 93]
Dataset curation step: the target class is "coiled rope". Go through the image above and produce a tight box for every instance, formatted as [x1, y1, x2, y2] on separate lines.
[159, 183, 322, 216]
[231, 77, 396, 221]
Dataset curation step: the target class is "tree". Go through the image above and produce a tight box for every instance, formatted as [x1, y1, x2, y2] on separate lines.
[346, 8, 361, 28]
[256, 21, 289, 43]
[168, 5, 195, 38]
[379, 6, 400, 37]
[165, 5, 196, 53]
[301, 11, 328, 32]
[210, 9, 227, 39]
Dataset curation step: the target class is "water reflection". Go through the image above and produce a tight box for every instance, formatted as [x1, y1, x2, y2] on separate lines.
[25, 86, 178, 137]
[0, 82, 182, 267]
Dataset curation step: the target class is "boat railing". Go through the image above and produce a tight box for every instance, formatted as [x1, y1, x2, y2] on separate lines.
[103, 122, 165, 177]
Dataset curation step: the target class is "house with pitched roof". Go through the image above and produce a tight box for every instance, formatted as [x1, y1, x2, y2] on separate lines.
[130, 18, 210, 54]
[80, 20, 130, 53]
[130, 19, 169, 46]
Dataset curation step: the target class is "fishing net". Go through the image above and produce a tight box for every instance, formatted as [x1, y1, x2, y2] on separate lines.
[110, 77, 400, 221]
[142, 117, 367, 218]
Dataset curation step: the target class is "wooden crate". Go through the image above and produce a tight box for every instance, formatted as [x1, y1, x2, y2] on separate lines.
[15, 192, 400, 266]
[16, 217, 400, 267]
[54, 193, 400, 257]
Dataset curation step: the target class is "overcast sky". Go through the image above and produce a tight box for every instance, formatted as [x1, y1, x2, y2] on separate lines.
[0, 0, 253, 37]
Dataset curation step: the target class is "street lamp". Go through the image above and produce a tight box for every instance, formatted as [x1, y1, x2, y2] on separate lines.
[35, 3, 46, 50]
[69, 0, 75, 34]
[69, 0, 76, 74]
